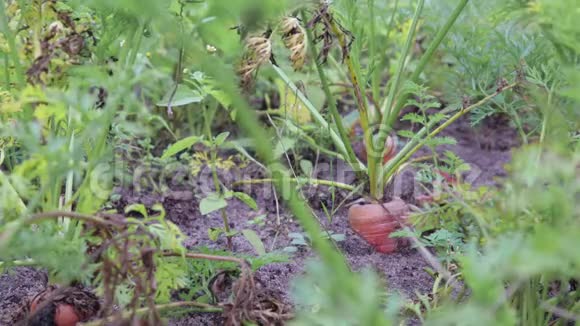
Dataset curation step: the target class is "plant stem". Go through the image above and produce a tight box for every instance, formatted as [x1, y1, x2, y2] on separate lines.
[272, 64, 365, 171]
[375, 0, 469, 191]
[368, 0, 378, 104]
[204, 104, 232, 249]
[372, 0, 400, 107]
[380, 0, 425, 118]
[278, 118, 346, 159]
[324, 11, 371, 128]
[541, 302, 580, 322]
[254, 109, 285, 116]
[62, 112, 75, 233]
[128, 20, 146, 67]
[80, 301, 221, 325]
[509, 107, 528, 145]
[232, 178, 357, 192]
[0, 2, 24, 88]
[384, 0, 470, 128]
[0, 258, 36, 268]
[69, 90, 117, 208]
[3, 54, 10, 88]
[538, 84, 555, 147]
[26, 211, 124, 226]
[319, 7, 378, 193]
[162, 251, 247, 265]
[373, 0, 425, 198]
[302, 10, 361, 171]
[0, 210, 123, 249]
[296, 131, 345, 160]
[383, 83, 517, 180]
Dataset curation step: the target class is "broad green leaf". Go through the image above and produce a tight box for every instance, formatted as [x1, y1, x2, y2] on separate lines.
[242, 229, 266, 256]
[151, 203, 166, 219]
[207, 88, 232, 108]
[125, 203, 148, 217]
[223, 190, 234, 200]
[157, 84, 203, 107]
[273, 137, 296, 158]
[282, 246, 298, 253]
[289, 232, 308, 246]
[233, 192, 257, 210]
[225, 229, 239, 237]
[214, 132, 230, 147]
[208, 227, 224, 241]
[248, 214, 267, 226]
[275, 79, 311, 123]
[330, 233, 346, 242]
[161, 136, 202, 159]
[300, 160, 313, 177]
[291, 238, 308, 246]
[199, 193, 228, 215]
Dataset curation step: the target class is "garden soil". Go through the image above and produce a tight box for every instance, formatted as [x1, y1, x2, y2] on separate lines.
[0, 115, 519, 325]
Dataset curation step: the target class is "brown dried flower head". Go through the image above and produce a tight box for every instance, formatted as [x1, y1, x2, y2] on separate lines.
[307, 2, 353, 64]
[280, 17, 307, 71]
[237, 34, 273, 90]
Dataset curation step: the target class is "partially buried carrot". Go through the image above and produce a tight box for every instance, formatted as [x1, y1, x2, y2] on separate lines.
[348, 198, 409, 253]
[28, 285, 100, 326]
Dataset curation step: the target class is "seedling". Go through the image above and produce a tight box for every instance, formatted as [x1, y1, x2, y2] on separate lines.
[284, 231, 346, 253]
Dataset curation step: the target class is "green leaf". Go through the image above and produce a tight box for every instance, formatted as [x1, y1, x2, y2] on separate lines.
[148, 220, 186, 251]
[125, 203, 148, 217]
[425, 136, 457, 147]
[273, 137, 296, 158]
[397, 130, 415, 139]
[247, 252, 290, 270]
[199, 193, 228, 215]
[242, 229, 266, 256]
[289, 232, 308, 246]
[330, 233, 346, 242]
[151, 203, 166, 219]
[214, 132, 230, 147]
[321, 202, 332, 223]
[161, 135, 202, 159]
[282, 246, 298, 253]
[222, 190, 234, 199]
[157, 84, 204, 107]
[207, 88, 232, 108]
[233, 192, 257, 210]
[208, 227, 224, 241]
[248, 214, 267, 226]
[225, 229, 239, 237]
[300, 160, 313, 177]
[402, 113, 425, 124]
[429, 113, 447, 124]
